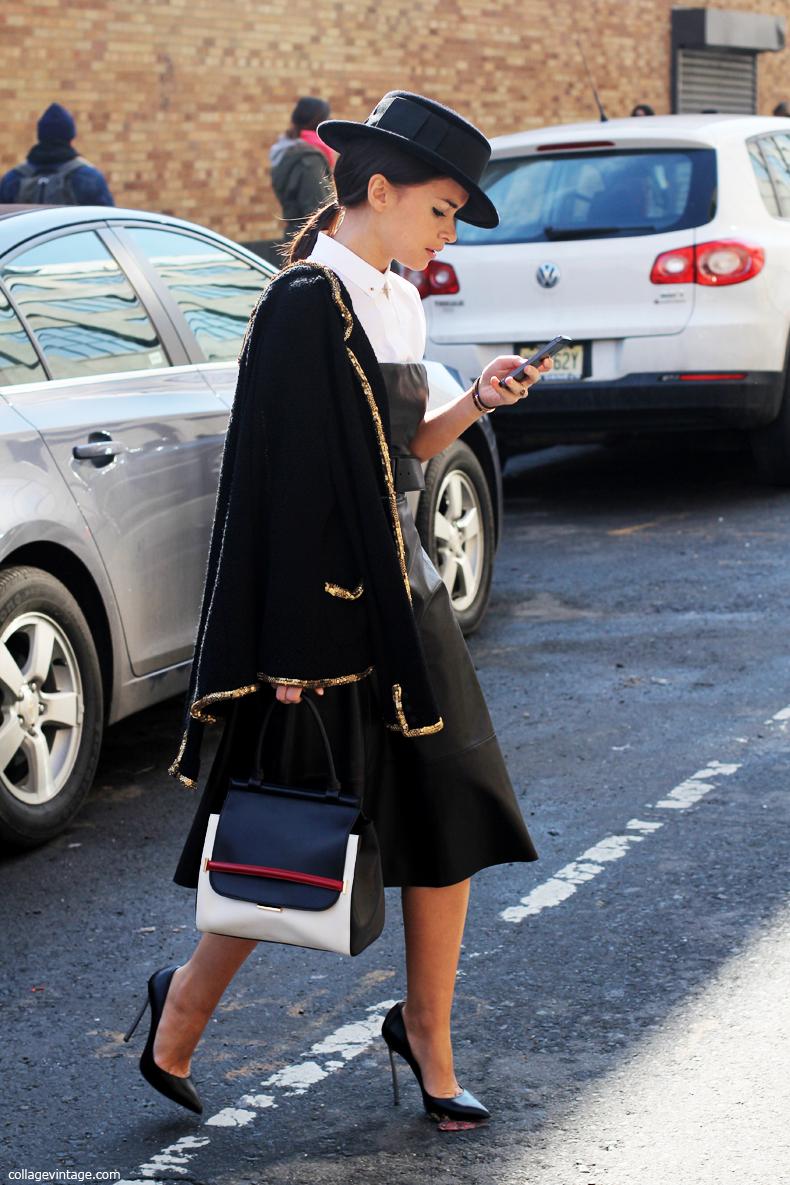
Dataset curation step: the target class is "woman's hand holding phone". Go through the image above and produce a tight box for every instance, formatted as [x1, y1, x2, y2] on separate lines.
[477, 352, 553, 409]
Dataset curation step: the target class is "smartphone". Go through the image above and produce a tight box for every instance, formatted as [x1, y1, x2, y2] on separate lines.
[500, 335, 573, 385]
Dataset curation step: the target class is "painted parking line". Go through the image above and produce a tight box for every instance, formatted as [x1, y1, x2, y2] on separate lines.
[117, 747, 751, 1181]
[500, 760, 740, 924]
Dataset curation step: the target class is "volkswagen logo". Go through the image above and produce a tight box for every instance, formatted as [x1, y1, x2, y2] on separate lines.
[536, 262, 560, 288]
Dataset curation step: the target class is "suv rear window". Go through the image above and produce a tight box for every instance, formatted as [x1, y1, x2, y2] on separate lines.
[457, 148, 717, 245]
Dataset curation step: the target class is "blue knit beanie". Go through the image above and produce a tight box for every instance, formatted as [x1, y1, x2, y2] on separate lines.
[37, 103, 77, 143]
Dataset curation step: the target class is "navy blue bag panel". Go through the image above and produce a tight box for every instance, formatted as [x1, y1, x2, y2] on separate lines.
[209, 780, 361, 911]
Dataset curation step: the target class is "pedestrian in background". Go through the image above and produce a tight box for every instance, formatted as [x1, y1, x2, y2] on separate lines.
[772, 100, 790, 117]
[0, 103, 114, 206]
[630, 102, 655, 117]
[270, 96, 334, 234]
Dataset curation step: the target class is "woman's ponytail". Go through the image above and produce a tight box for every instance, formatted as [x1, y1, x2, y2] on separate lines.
[282, 200, 343, 265]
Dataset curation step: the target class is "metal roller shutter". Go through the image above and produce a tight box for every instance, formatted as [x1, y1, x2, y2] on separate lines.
[676, 48, 757, 113]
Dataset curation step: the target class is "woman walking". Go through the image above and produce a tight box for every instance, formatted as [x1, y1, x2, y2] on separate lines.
[127, 91, 547, 1131]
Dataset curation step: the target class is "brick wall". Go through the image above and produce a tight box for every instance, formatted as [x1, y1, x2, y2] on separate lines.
[0, 0, 787, 243]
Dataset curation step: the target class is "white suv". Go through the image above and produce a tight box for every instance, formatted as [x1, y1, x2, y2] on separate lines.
[414, 115, 790, 482]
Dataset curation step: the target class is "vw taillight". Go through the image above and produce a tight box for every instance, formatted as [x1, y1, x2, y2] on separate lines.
[401, 261, 460, 299]
[695, 241, 765, 285]
[650, 246, 694, 284]
[651, 241, 764, 286]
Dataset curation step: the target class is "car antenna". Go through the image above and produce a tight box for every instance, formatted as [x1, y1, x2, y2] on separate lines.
[575, 35, 609, 122]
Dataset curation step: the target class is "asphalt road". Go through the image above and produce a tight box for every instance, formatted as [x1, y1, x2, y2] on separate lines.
[2, 438, 789, 1185]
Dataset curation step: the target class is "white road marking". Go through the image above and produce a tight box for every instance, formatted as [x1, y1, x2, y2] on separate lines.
[135, 1135, 210, 1180]
[118, 748, 748, 1180]
[626, 818, 663, 833]
[653, 760, 739, 809]
[238, 1092, 276, 1108]
[500, 761, 740, 923]
[117, 1000, 396, 1182]
[205, 1107, 256, 1127]
[263, 1059, 328, 1093]
[500, 835, 648, 923]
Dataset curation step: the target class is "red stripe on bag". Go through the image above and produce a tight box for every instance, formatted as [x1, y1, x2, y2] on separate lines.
[206, 859, 343, 892]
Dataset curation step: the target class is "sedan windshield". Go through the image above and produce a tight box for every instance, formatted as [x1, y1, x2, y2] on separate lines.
[458, 148, 717, 245]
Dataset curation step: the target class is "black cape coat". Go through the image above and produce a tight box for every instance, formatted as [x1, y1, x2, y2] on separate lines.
[169, 261, 443, 789]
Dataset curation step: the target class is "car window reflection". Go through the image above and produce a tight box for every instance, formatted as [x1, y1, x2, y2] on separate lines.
[1, 231, 164, 380]
[759, 135, 790, 217]
[0, 290, 47, 386]
[126, 228, 269, 362]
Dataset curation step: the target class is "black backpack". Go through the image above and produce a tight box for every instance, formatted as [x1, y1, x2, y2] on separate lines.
[16, 157, 88, 204]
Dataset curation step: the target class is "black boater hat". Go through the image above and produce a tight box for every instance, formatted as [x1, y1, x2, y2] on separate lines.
[318, 91, 499, 229]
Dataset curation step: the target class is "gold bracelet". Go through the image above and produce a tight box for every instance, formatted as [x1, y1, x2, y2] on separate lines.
[471, 375, 496, 414]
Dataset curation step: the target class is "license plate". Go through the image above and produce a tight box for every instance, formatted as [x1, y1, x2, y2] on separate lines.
[515, 341, 585, 381]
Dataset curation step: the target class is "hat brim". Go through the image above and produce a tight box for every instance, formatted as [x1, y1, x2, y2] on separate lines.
[318, 119, 499, 229]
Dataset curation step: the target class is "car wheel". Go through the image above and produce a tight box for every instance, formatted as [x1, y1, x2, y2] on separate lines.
[750, 370, 790, 485]
[417, 440, 495, 636]
[0, 566, 103, 848]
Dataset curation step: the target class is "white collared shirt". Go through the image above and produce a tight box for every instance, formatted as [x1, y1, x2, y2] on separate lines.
[307, 232, 426, 364]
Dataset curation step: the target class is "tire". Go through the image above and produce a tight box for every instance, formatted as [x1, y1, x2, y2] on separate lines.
[750, 369, 790, 485]
[416, 440, 495, 636]
[0, 566, 103, 848]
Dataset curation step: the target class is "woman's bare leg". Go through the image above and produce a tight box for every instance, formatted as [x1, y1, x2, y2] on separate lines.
[152, 880, 472, 1085]
[401, 878, 471, 1099]
[152, 933, 257, 1077]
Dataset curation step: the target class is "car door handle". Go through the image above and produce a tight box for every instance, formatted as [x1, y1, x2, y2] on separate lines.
[72, 439, 128, 460]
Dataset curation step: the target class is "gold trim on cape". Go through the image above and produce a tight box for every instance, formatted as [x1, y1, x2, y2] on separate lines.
[258, 666, 374, 688]
[345, 346, 412, 602]
[167, 731, 197, 788]
[189, 682, 261, 725]
[388, 683, 444, 737]
[325, 581, 364, 601]
[170, 767, 197, 790]
[170, 683, 264, 783]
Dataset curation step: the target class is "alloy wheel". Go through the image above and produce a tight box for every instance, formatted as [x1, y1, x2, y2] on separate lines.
[0, 612, 84, 806]
[434, 469, 485, 613]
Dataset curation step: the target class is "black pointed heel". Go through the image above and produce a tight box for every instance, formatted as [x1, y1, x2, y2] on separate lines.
[124, 964, 203, 1115]
[381, 1001, 490, 1126]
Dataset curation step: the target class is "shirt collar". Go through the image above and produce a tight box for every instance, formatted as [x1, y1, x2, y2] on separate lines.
[310, 232, 391, 297]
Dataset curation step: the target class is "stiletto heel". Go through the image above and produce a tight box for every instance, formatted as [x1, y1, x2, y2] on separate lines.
[381, 1001, 490, 1128]
[124, 964, 203, 1115]
[123, 995, 149, 1043]
[388, 1046, 401, 1106]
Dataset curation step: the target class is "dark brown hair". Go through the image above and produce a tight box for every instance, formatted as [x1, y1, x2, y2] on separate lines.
[283, 138, 446, 265]
[290, 96, 330, 132]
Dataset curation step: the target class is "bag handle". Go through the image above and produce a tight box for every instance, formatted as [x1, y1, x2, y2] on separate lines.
[252, 695, 341, 793]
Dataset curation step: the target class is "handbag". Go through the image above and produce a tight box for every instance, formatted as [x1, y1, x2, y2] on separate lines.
[196, 696, 385, 956]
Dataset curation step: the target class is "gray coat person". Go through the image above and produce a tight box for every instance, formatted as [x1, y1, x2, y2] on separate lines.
[269, 96, 333, 229]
